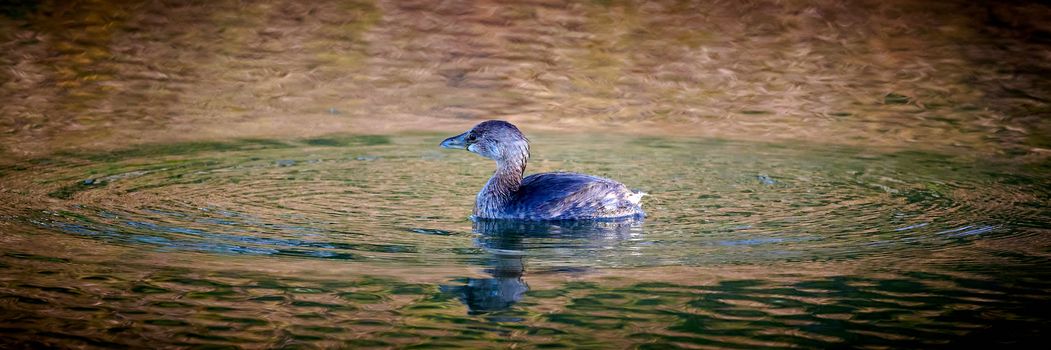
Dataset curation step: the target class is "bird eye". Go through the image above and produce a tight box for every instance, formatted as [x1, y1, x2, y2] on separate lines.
[466, 134, 477, 142]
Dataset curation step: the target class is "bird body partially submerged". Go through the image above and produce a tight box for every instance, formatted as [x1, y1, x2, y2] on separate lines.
[440, 120, 645, 220]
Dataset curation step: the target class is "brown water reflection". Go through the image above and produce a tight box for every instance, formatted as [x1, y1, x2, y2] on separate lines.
[2, 224, 1049, 348]
[0, 130, 1046, 347]
[1, 0, 1050, 348]
[1, 0, 1050, 159]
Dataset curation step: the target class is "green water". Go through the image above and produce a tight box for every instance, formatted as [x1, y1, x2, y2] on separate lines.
[1, 133, 1048, 348]
[2, 0, 1051, 347]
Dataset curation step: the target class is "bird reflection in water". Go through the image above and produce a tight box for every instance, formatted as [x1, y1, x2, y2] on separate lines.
[441, 218, 644, 317]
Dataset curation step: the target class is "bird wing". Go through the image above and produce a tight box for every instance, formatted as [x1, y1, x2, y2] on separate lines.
[513, 172, 643, 220]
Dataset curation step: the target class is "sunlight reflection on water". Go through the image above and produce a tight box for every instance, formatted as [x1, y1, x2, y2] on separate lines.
[1, 0, 1050, 347]
[0, 132, 1047, 347]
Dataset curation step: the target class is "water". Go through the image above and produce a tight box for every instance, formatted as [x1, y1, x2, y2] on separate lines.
[3, 0, 1051, 157]
[1, 132, 1048, 348]
[2, 0, 1051, 348]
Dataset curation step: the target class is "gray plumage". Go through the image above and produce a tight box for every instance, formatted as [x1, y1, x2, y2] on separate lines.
[440, 120, 645, 220]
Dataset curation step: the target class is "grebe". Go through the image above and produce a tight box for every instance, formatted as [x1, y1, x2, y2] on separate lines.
[440, 120, 645, 220]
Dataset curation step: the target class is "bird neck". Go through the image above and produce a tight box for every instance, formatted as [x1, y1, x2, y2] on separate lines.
[476, 146, 528, 218]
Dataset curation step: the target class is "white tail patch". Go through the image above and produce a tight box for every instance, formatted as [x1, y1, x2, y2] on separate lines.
[626, 190, 647, 205]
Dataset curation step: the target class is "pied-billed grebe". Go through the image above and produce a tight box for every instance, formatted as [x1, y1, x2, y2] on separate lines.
[440, 120, 645, 220]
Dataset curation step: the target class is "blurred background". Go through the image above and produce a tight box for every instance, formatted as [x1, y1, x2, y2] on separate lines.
[1, 0, 1049, 159]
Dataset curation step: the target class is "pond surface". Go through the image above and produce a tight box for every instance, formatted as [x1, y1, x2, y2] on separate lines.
[2, 0, 1051, 348]
[1, 132, 1048, 348]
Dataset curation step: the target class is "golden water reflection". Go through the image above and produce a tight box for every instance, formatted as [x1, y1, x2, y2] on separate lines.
[1, 0, 1050, 348]
[1, 0, 1049, 159]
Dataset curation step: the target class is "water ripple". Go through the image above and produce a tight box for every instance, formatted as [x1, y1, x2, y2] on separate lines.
[0, 133, 1048, 348]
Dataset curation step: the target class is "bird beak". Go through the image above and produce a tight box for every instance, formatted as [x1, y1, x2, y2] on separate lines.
[440, 132, 469, 149]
